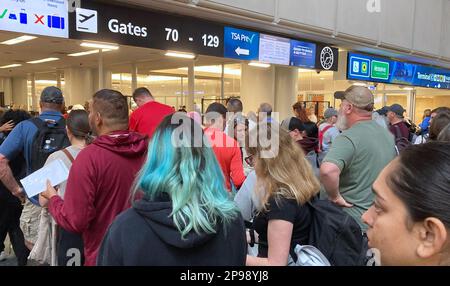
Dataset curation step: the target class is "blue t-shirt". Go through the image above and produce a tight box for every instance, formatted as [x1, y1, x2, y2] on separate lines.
[0, 110, 64, 204]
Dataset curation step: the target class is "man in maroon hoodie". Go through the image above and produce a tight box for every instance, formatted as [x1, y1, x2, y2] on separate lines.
[41, 89, 148, 266]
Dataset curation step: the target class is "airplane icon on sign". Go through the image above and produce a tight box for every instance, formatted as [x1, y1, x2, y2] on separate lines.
[78, 13, 95, 23]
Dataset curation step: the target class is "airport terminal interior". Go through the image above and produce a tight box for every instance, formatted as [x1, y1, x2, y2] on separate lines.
[1, 29, 449, 125]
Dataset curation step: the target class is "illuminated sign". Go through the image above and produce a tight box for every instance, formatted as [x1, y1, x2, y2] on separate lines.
[69, 1, 223, 57]
[347, 52, 450, 89]
[0, 0, 68, 38]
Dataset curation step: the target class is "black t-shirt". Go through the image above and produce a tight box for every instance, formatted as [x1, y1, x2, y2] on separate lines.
[253, 195, 312, 257]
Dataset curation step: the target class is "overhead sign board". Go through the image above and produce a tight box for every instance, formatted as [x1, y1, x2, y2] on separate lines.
[69, 1, 224, 57]
[0, 0, 68, 38]
[258, 33, 290, 65]
[223, 26, 259, 61]
[315, 44, 339, 71]
[347, 52, 450, 89]
[289, 40, 316, 69]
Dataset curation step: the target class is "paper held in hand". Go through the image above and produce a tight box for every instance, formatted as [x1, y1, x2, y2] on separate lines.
[20, 159, 69, 198]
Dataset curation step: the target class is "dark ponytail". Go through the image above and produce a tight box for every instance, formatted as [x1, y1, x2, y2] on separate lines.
[387, 142, 450, 228]
[67, 110, 93, 144]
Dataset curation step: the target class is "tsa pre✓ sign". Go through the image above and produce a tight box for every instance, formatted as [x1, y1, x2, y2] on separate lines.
[0, 0, 69, 38]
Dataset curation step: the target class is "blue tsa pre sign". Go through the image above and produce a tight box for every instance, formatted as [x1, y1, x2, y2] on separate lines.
[224, 26, 259, 61]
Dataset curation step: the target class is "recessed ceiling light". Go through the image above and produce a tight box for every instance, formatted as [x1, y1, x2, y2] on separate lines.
[1, 35, 37, 45]
[0, 64, 22, 69]
[27, 57, 59, 64]
[165, 51, 195, 59]
[248, 61, 271, 68]
[68, 49, 111, 57]
[80, 42, 119, 50]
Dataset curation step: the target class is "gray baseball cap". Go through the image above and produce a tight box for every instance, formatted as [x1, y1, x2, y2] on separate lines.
[40, 86, 64, 104]
[324, 108, 338, 119]
[334, 86, 374, 109]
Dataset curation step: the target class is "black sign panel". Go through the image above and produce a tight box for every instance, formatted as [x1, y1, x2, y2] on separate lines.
[315, 44, 339, 71]
[69, 1, 224, 57]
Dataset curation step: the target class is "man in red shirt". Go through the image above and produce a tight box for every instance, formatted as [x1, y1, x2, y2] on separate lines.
[204, 103, 245, 192]
[41, 89, 148, 266]
[129, 87, 175, 138]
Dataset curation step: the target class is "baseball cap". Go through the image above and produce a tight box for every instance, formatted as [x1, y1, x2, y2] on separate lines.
[376, 106, 389, 116]
[40, 86, 64, 104]
[281, 117, 305, 132]
[334, 86, 374, 110]
[387, 104, 405, 118]
[324, 108, 338, 119]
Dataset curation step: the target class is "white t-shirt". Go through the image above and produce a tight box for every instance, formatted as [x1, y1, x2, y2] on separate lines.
[319, 123, 340, 152]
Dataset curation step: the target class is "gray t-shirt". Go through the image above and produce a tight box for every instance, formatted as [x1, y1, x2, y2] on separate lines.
[44, 145, 83, 199]
[323, 120, 396, 231]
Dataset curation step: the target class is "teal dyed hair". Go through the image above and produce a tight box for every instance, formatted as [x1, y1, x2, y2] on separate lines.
[133, 114, 238, 237]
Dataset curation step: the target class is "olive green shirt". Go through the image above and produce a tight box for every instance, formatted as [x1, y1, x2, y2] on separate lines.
[323, 120, 396, 231]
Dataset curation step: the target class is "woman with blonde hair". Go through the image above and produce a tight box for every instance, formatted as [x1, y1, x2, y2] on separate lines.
[245, 124, 320, 266]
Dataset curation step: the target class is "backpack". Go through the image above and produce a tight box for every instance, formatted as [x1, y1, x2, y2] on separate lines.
[29, 117, 71, 173]
[305, 199, 368, 266]
[393, 124, 412, 154]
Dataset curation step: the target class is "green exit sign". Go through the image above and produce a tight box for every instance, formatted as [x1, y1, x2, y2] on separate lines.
[371, 60, 390, 80]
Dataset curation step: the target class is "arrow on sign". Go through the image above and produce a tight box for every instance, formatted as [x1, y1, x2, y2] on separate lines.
[235, 47, 249, 56]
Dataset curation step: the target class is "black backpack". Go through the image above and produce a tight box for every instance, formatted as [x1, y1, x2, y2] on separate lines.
[393, 124, 412, 154]
[29, 117, 70, 173]
[307, 199, 368, 266]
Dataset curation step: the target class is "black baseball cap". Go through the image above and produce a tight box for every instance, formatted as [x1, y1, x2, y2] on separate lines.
[281, 117, 305, 132]
[40, 86, 64, 104]
[387, 104, 405, 118]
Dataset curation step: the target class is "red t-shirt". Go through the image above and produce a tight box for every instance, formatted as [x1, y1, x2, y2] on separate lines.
[129, 101, 175, 138]
[204, 127, 246, 191]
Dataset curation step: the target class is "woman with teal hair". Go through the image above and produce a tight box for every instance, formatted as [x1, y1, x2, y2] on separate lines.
[97, 113, 247, 266]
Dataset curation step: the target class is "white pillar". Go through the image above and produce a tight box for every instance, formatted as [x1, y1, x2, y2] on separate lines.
[240, 63, 275, 114]
[30, 74, 37, 111]
[274, 66, 298, 120]
[98, 50, 104, 90]
[131, 63, 138, 92]
[0, 78, 13, 106]
[11, 77, 28, 110]
[56, 70, 62, 89]
[187, 61, 195, 112]
[64, 68, 94, 106]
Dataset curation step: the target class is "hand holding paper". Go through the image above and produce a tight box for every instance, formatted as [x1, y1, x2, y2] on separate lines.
[20, 159, 69, 198]
[40, 180, 58, 200]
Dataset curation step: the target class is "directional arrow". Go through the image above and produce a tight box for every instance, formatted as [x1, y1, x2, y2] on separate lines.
[235, 47, 249, 56]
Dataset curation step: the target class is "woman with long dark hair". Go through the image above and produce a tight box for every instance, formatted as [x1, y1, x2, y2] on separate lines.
[363, 142, 450, 265]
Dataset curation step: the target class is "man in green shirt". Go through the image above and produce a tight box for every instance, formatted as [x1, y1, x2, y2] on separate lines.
[320, 86, 396, 231]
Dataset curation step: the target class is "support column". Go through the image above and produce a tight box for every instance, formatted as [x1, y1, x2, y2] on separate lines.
[0, 78, 13, 106]
[56, 70, 62, 89]
[240, 63, 275, 114]
[221, 64, 225, 101]
[64, 68, 94, 106]
[98, 50, 104, 90]
[274, 66, 298, 120]
[30, 73, 37, 111]
[187, 61, 195, 112]
[407, 90, 416, 122]
[131, 63, 138, 92]
[11, 77, 28, 110]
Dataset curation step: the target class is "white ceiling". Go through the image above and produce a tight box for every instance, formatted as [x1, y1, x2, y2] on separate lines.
[0, 30, 237, 79]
